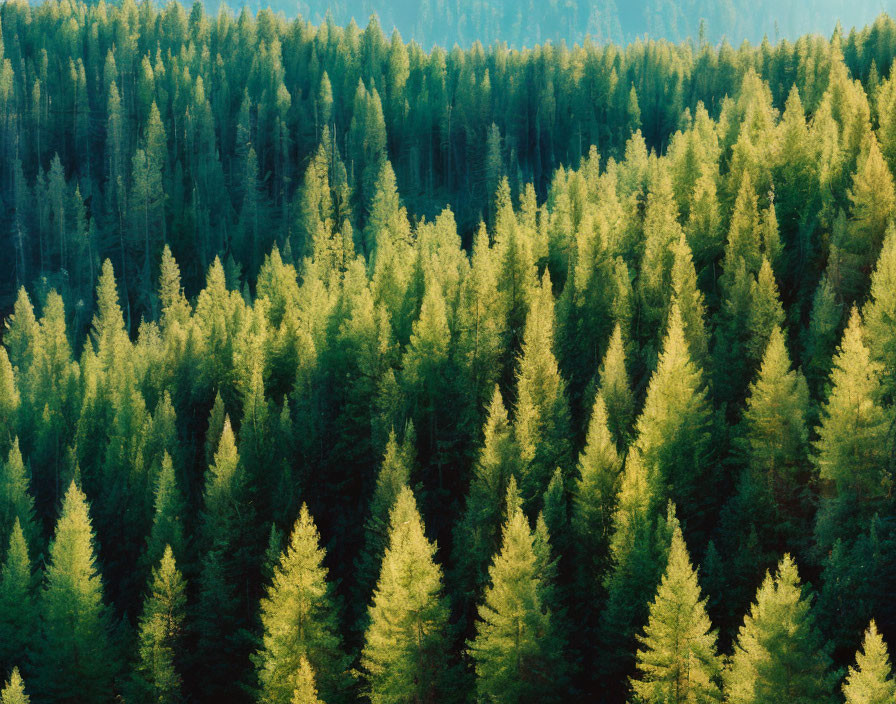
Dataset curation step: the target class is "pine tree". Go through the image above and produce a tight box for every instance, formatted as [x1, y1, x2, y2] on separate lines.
[355, 429, 413, 619]
[513, 271, 571, 510]
[739, 326, 811, 550]
[468, 484, 565, 703]
[361, 487, 449, 704]
[833, 134, 896, 302]
[634, 303, 713, 543]
[194, 418, 254, 701]
[631, 524, 722, 703]
[0, 439, 38, 555]
[0, 349, 18, 456]
[452, 387, 522, 623]
[144, 452, 185, 574]
[670, 234, 709, 371]
[0, 520, 35, 676]
[572, 393, 622, 612]
[814, 308, 891, 552]
[130, 546, 186, 704]
[724, 555, 833, 704]
[33, 481, 119, 702]
[597, 323, 635, 449]
[745, 258, 785, 368]
[863, 224, 896, 401]
[842, 621, 896, 704]
[0, 669, 28, 704]
[255, 504, 352, 704]
[291, 657, 323, 704]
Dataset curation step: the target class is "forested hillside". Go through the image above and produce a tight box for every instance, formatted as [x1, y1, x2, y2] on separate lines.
[3, 1, 896, 702]
[288, 0, 887, 48]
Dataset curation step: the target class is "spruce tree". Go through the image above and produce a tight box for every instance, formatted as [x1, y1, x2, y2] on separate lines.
[842, 621, 896, 704]
[452, 386, 523, 625]
[130, 546, 186, 704]
[355, 429, 413, 618]
[737, 326, 811, 552]
[863, 224, 896, 401]
[724, 555, 833, 703]
[361, 487, 449, 703]
[814, 308, 891, 552]
[143, 452, 185, 575]
[572, 393, 622, 614]
[0, 439, 38, 555]
[631, 525, 722, 703]
[597, 323, 635, 450]
[33, 481, 119, 702]
[291, 657, 323, 704]
[513, 271, 571, 510]
[0, 669, 28, 704]
[634, 303, 713, 543]
[255, 504, 352, 704]
[0, 520, 35, 676]
[468, 486, 564, 703]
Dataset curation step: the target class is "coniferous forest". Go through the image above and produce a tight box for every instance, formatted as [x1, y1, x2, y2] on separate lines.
[4, 1, 896, 701]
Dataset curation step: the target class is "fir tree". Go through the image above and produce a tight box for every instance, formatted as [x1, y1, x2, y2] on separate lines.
[468, 486, 565, 703]
[0, 439, 38, 555]
[724, 555, 833, 704]
[453, 386, 522, 624]
[842, 621, 896, 704]
[130, 546, 186, 704]
[634, 303, 713, 543]
[631, 524, 722, 703]
[513, 271, 571, 510]
[572, 393, 622, 614]
[814, 308, 891, 552]
[0, 669, 28, 704]
[255, 505, 352, 704]
[863, 224, 896, 401]
[355, 429, 413, 621]
[361, 487, 449, 703]
[597, 323, 635, 450]
[0, 520, 35, 676]
[33, 481, 119, 702]
[291, 657, 323, 704]
[143, 452, 185, 575]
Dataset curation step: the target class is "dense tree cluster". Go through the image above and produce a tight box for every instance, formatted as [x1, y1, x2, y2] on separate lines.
[3, 2, 896, 702]
[292, 0, 886, 49]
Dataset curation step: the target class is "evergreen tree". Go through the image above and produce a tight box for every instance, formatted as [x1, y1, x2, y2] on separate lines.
[814, 308, 891, 552]
[631, 524, 722, 703]
[355, 429, 413, 620]
[737, 326, 811, 552]
[291, 657, 323, 704]
[130, 546, 186, 704]
[513, 271, 571, 510]
[33, 481, 119, 702]
[842, 621, 896, 704]
[255, 505, 352, 704]
[144, 452, 185, 575]
[361, 487, 449, 703]
[453, 387, 523, 624]
[468, 485, 565, 703]
[863, 224, 896, 401]
[724, 555, 834, 704]
[0, 439, 38, 555]
[0, 520, 35, 676]
[597, 323, 635, 450]
[634, 303, 713, 543]
[572, 393, 622, 615]
[0, 669, 28, 704]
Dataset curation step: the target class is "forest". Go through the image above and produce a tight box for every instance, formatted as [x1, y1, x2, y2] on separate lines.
[287, 0, 888, 49]
[2, 0, 896, 702]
